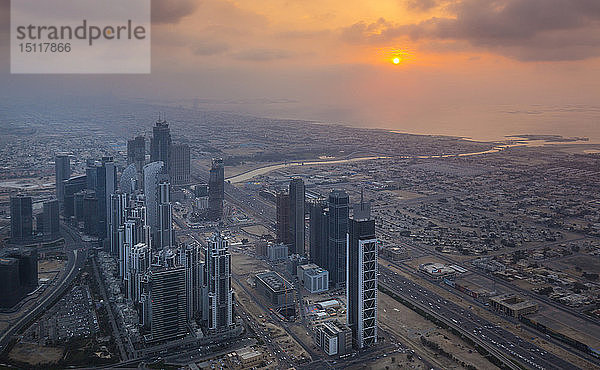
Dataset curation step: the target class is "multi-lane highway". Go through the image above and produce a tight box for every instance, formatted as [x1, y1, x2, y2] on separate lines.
[379, 265, 580, 370]
[0, 224, 88, 354]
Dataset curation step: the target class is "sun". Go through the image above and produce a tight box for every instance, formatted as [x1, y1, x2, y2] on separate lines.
[393, 57, 400, 64]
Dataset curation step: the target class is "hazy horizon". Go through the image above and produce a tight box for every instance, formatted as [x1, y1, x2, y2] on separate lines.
[1, 0, 599, 141]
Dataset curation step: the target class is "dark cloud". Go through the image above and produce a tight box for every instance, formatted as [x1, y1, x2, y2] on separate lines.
[405, 0, 438, 11]
[233, 48, 292, 61]
[152, 0, 199, 24]
[340, 18, 390, 43]
[344, 0, 600, 61]
[193, 40, 229, 56]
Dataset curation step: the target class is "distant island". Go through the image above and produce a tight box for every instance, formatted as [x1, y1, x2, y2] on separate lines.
[506, 134, 589, 142]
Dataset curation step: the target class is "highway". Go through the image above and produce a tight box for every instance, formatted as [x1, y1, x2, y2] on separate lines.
[0, 224, 87, 354]
[378, 265, 580, 370]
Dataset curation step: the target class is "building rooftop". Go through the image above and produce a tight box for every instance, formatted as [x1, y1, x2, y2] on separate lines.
[256, 271, 293, 292]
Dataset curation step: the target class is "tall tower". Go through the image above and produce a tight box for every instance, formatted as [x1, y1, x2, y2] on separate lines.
[308, 198, 328, 268]
[328, 190, 349, 287]
[346, 197, 377, 349]
[205, 232, 234, 333]
[289, 178, 305, 255]
[170, 143, 191, 185]
[208, 158, 224, 221]
[146, 266, 188, 342]
[180, 243, 204, 320]
[55, 153, 71, 204]
[10, 195, 33, 242]
[109, 192, 129, 256]
[276, 192, 291, 246]
[157, 181, 174, 249]
[42, 199, 60, 240]
[150, 117, 172, 176]
[90, 157, 117, 241]
[127, 135, 146, 169]
[143, 161, 168, 248]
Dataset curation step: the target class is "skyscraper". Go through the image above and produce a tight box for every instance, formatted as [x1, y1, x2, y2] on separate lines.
[180, 243, 204, 320]
[346, 198, 377, 349]
[10, 194, 33, 243]
[42, 199, 60, 240]
[170, 143, 191, 185]
[276, 192, 291, 246]
[205, 233, 234, 333]
[88, 157, 117, 241]
[82, 191, 98, 236]
[120, 163, 138, 195]
[150, 118, 171, 176]
[55, 153, 71, 204]
[289, 178, 305, 255]
[145, 266, 188, 342]
[308, 198, 329, 268]
[328, 190, 349, 287]
[127, 135, 146, 171]
[143, 161, 168, 247]
[208, 158, 224, 221]
[63, 175, 87, 219]
[109, 192, 129, 256]
[157, 181, 174, 249]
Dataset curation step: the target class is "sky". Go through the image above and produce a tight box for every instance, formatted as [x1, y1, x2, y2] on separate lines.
[1, 0, 600, 141]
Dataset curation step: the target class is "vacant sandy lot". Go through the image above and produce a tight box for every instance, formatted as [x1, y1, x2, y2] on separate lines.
[9, 342, 64, 365]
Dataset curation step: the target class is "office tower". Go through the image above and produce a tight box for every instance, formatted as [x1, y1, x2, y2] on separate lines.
[82, 191, 99, 236]
[10, 194, 33, 242]
[143, 161, 168, 246]
[127, 135, 146, 169]
[63, 175, 87, 219]
[120, 163, 138, 195]
[42, 199, 60, 240]
[346, 199, 377, 349]
[289, 178, 305, 255]
[308, 198, 329, 268]
[0, 248, 37, 308]
[126, 242, 151, 303]
[180, 243, 204, 320]
[74, 191, 85, 223]
[145, 266, 188, 342]
[276, 192, 291, 246]
[109, 192, 129, 256]
[170, 143, 191, 185]
[85, 159, 97, 190]
[89, 157, 117, 240]
[328, 190, 349, 287]
[157, 181, 174, 249]
[0, 258, 22, 308]
[208, 158, 224, 221]
[55, 153, 71, 203]
[150, 118, 172, 175]
[118, 196, 149, 279]
[205, 233, 234, 333]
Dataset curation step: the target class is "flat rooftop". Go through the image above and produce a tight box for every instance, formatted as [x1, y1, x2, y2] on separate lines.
[256, 271, 293, 292]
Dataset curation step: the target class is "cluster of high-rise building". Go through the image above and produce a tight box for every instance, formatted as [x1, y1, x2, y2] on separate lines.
[36, 118, 233, 344]
[9, 195, 61, 244]
[275, 178, 379, 349]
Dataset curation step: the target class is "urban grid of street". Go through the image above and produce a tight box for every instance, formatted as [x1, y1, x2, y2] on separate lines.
[190, 161, 600, 370]
[2, 155, 597, 369]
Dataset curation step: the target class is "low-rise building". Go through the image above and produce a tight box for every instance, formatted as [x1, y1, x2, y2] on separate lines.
[419, 262, 457, 280]
[314, 320, 352, 356]
[489, 293, 538, 317]
[255, 271, 295, 314]
[303, 268, 329, 293]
